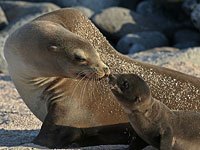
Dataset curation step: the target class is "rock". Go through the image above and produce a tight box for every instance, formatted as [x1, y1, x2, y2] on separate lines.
[154, 0, 186, 21]
[92, 7, 191, 43]
[191, 4, 200, 31]
[92, 7, 149, 42]
[54, 0, 120, 12]
[136, 0, 156, 15]
[173, 29, 200, 48]
[174, 42, 200, 49]
[0, 7, 8, 30]
[118, 0, 141, 10]
[0, 1, 60, 73]
[174, 29, 200, 43]
[129, 44, 145, 54]
[116, 31, 169, 54]
[73, 6, 94, 18]
[0, 1, 60, 23]
[182, 0, 198, 15]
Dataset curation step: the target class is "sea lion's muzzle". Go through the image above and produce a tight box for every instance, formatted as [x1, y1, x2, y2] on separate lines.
[103, 66, 110, 77]
[108, 74, 121, 92]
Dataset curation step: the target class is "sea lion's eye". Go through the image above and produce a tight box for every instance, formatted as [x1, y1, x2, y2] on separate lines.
[74, 54, 86, 62]
[121, 80, 129, 90]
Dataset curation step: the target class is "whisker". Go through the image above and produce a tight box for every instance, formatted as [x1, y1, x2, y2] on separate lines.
[70, 74, 87, 100]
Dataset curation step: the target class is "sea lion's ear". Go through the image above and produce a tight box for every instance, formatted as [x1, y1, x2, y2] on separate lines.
[48, 45, 59, 52]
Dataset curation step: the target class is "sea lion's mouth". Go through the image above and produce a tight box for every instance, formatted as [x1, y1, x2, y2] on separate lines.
[75, 71, 107, 79]
[108, 75, 123, 94]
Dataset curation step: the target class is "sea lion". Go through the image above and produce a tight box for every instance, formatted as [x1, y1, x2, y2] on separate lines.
[109, 74, 200, 150]
[3, 8, 200, 148]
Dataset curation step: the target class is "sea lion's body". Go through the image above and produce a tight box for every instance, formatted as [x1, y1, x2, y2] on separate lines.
[109, 74, 200, 150]
[4, 8, 200, 148]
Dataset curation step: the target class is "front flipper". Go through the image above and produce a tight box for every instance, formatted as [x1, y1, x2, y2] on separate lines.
[128, 135, 149, 150]
[33, 101, 148, 148]
[160, 126, 173, 150]
[33, 109, 83, 148]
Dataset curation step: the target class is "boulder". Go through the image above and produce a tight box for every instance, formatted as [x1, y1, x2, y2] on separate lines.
[136, 0, 157, 15]
[174, 29, 200, 43]
[92, 7, 191, 43]
[0, 1, 60, 73]
[92, 7, 150, 42]
[54, 0, 120, 12]
[174, 42, 199, 49]
[191, 4, 200, 31]
[173, 29, 200, 49]
[116, 31, 169, 54]
[182, 0, 198, 15]
[153, 0, 186, 21]
[118, 0, 141, 10]
[73, 6, 94, 18]
[0, 7, 8, 30]
[0, 1, 59, 23]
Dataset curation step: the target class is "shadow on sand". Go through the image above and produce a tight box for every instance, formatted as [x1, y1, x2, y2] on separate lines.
[0, 129, 39, 147]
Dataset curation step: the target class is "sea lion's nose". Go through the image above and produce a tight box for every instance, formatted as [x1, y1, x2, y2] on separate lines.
[103, 66, 110, 76]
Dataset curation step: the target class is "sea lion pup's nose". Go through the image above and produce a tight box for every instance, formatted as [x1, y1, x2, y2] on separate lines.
[108, 74, 117, 83]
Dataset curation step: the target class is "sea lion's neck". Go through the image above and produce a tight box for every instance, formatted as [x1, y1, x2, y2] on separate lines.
[128, 99, 164, 126]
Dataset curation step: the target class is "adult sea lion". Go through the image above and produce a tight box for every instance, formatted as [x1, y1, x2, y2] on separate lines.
[109, 74, 200, 150]
[4, 8, 200, 148]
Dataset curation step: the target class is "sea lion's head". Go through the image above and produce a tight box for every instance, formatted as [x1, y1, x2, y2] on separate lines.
[48, 33, 110, 79]
[108, 74, 151, 113]
[15, 22, 110, 79]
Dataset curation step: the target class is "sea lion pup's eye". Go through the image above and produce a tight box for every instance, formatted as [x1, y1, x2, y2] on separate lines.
[121, 80, 129, 90]
[74, 54, 86, 62]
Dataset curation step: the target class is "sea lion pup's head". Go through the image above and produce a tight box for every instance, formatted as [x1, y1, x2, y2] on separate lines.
[108, 74, 151, 113]
[9, 21, 110, 79]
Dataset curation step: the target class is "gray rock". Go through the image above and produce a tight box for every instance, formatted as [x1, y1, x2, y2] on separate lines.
[0, 7, 8, 30]
[174, 29, 200, 43]
[191, 4, 200, 31]
[0, 1, 60, 23]
[116, 31, 169, 54]
[92, 7, 189, 42]
[174, 41, 200, 49]
[136, 0, 156, 15]
[129, 44, 145, 54]
[0, 1, 60, 73]
[92, 7, 150, 41]
[73, 6, 94, 18]
[173, 29, 200, 49]
[118, 0, 141, 10]
[54, 0, 120, 12]
[182, 0, 198, 15]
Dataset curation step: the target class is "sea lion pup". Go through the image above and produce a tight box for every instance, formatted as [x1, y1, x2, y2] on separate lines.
[3, 8, 200, 148]
[109, 74, 200, 150]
